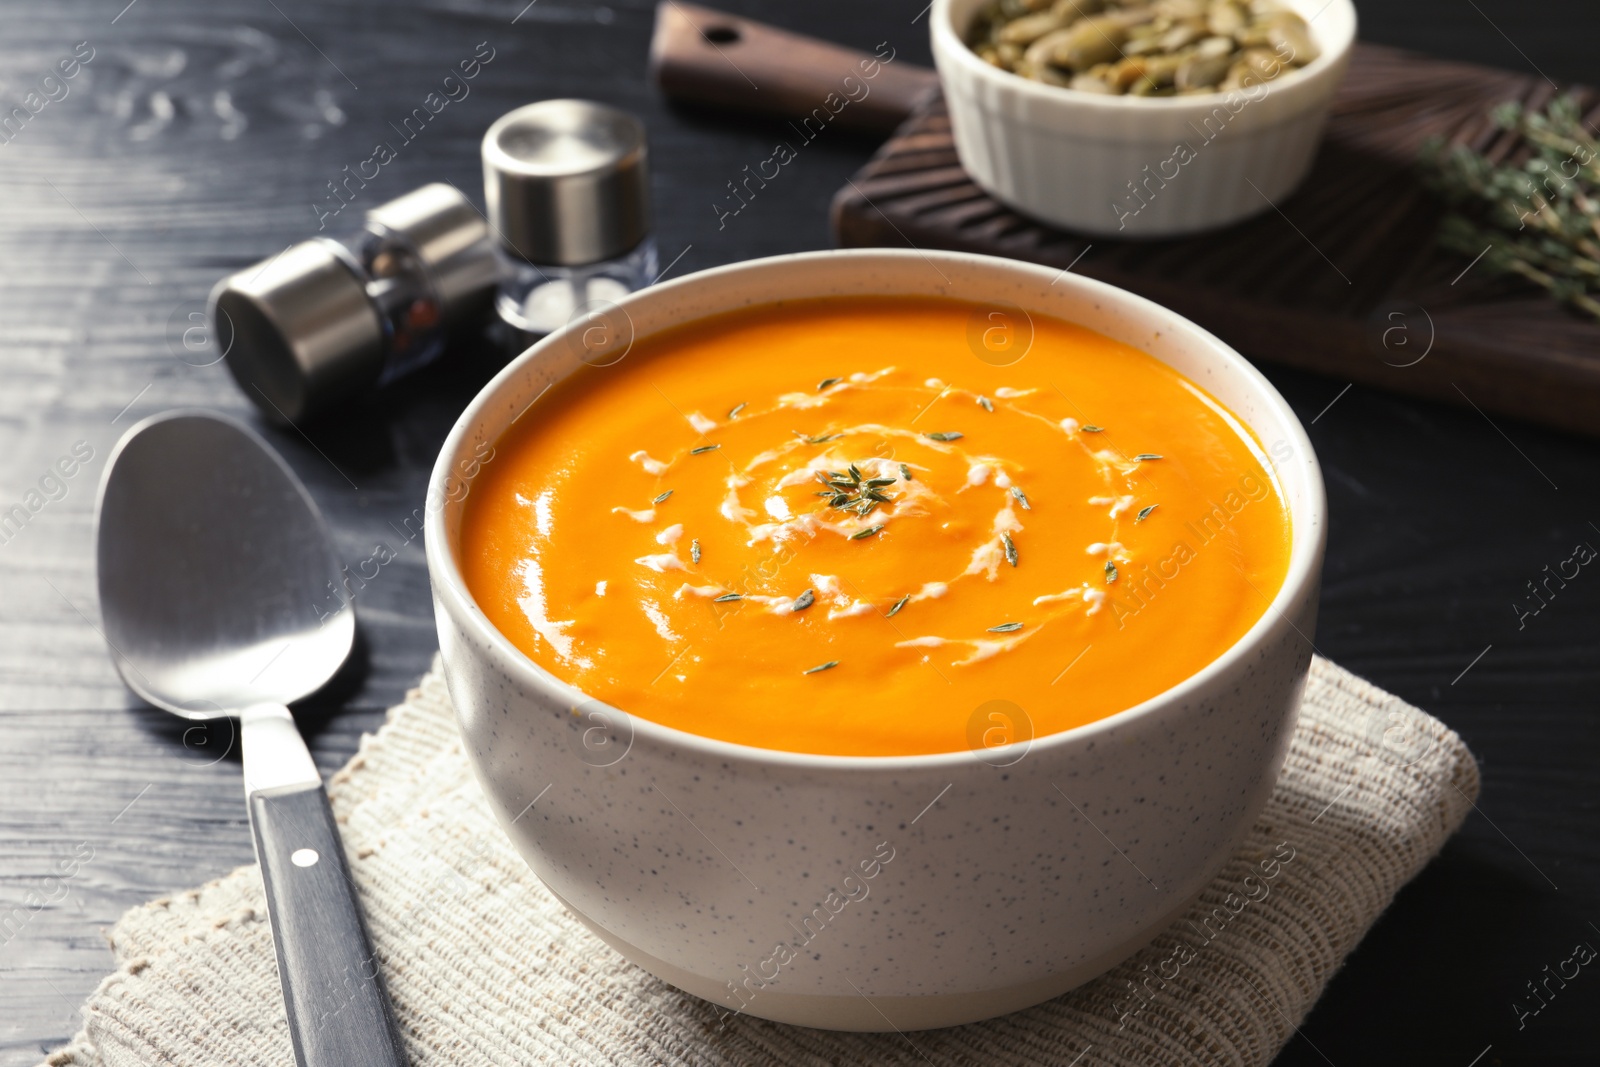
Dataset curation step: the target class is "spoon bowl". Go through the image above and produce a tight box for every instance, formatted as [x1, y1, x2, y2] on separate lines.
[95, 410, 353, 717]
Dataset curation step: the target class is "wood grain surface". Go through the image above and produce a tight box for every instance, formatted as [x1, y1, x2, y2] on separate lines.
[832, 44, 1600, 440]
[0, 2, 1597, 1065]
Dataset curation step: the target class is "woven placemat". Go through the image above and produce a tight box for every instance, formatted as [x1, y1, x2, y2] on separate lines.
[44, 655, 1478, 1067]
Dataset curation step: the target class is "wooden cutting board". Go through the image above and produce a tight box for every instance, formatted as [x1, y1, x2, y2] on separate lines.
[830, 45, 1600, 440]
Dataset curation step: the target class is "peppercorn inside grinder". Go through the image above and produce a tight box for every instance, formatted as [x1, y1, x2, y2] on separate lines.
[210, 183, 498, 424]
[482, 99, 658, 341]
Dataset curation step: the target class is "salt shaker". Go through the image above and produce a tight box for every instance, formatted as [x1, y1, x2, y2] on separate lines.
[481, 99, 658, 340]
[211, 183, 498, 423]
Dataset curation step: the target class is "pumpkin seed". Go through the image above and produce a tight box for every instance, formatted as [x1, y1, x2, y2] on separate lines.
[968, 0, 1312, 96]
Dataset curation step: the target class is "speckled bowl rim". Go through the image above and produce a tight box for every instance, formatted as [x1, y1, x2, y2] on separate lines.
[931, 0, 1358, 115]
[426, 248, 1326, 772]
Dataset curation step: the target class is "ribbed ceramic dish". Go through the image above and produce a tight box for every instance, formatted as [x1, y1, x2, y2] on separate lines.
[931, 0, 1357, 237]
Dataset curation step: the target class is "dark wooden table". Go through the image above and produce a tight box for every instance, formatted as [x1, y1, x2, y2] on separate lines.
[1, 1, 1596, 1064]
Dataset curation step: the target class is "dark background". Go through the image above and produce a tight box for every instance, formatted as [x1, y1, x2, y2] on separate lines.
[1, 1, 1596, 1063]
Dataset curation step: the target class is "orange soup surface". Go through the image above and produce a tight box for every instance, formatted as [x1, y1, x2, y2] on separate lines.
[461, 297, 1291, 756]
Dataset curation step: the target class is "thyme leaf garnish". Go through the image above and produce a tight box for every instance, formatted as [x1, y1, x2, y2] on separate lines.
[728, 401, 747, 418]
[818, 377, 842, 390]
[1012, 486, 1031, 510]
[900, 463, 913, 481]
[978, 395, 994, 412]
[714, 592, 742, 602]
[925, 431, 964, 442]
[653, 490, 673, 504]
[793, 589, 816, 611]
[1082, 425, 1104, 432]
[815, 462, 896, 516]
[851, 524, 885, 541]
[886, 594, 909, 618]
[803, 660, 839, 674]
[1136, 504, 1158, 522]
[1134, 453, 1163, 461]
[690, 444, 721, 454]
[1002, 532, 1018, 567]
[691, 539, 702, 563]
[988, 621, 1024, 633]
[807, 433, 838, 444]
[1105, 561, 1119, 583]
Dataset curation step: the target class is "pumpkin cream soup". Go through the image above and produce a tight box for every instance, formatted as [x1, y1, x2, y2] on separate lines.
[460, 297, 1291, 756]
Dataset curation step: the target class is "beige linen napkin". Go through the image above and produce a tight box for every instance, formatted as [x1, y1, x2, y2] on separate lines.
[44, 655, 1478, 1067]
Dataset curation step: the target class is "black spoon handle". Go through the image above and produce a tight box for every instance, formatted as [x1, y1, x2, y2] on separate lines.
[250, 783, 408, 1067]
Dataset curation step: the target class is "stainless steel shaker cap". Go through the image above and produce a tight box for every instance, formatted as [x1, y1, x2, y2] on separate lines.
[210, 183, 495, 424]
[366, 183, 496, 320]
[482, 99, 651, 266]
[211, 240, 384, 425]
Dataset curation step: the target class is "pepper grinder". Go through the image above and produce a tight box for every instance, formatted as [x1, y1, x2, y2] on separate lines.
[211, 183, 498, 424]
[481, 99, 658, 341]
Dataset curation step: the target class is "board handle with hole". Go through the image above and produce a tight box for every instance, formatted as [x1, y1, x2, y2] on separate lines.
[650, 1, 938, 135]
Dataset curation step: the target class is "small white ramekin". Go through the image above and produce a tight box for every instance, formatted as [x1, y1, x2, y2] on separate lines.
[931, 0, 1357, 237]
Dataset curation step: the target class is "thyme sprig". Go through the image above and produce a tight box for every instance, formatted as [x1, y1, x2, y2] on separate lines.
[1421, 95, 1600, 320]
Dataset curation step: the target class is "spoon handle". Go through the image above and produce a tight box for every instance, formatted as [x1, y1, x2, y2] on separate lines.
[250, 779, 408, 1066]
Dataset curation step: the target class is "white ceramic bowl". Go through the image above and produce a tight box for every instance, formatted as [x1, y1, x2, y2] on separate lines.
[932, 0, 1357, 237]
[426, 249, 1326, 1031]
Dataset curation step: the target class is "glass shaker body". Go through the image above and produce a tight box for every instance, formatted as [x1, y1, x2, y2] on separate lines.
[321, 225, 447, 385]
[493, 237, 658, 338]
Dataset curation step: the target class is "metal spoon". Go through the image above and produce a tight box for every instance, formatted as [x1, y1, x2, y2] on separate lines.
[95, 410, 406, 1067]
